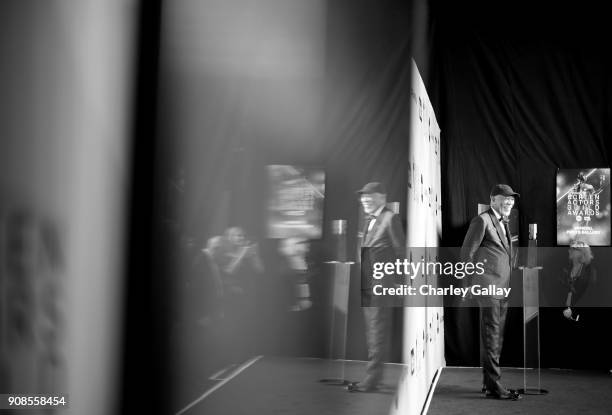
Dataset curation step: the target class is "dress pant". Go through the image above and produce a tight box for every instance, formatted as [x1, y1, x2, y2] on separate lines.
[478, 297, 508, 394]
[362, 305, 389, 386]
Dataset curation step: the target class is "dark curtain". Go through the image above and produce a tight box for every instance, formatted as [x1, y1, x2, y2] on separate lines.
[431, 0, 612, 369]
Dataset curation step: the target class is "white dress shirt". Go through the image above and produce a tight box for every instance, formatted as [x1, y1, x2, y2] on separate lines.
[490, 206, 507, 237]
[367, 205, 385, 232]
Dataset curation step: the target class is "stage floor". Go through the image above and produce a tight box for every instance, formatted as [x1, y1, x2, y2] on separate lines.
[428, 366, 612, 415]
[173, 356, 404, 415]
[173, 356, 612, 415]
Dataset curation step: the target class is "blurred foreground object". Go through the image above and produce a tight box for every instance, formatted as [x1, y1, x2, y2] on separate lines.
[0, 1, 136, 414]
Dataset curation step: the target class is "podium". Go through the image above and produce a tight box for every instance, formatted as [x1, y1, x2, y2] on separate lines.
[319, 220, 352, 385]
[518, 227, 548, 395]
[319, 261, 352, 385]
[518, 264, 548, 394]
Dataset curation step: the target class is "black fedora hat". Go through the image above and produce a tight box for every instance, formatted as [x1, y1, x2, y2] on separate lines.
[356, 182, 387, 194]
[490, 184, 520, 198]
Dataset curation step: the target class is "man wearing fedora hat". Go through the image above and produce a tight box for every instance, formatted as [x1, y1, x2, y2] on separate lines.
[461, 184, 521, 401]
[348, 181, 405, 392]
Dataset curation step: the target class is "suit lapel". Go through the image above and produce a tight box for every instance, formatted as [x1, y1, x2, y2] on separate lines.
[361, 217, 372, 245]
[504, 221, 513, 259]
[488, 210, 509, 251]
[364, 209, 385, 246]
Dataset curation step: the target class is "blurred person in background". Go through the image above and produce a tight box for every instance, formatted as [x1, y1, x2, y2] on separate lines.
[278, 237, 312, 312]
[191, 236, 225, 327]
[218, 227, 264, 362]
[561, 240, 597, 322]
[222, 226, 264, 299]
[555, 240, 604, 370]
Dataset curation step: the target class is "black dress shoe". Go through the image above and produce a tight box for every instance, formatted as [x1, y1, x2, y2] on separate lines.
[485, 390, 521, 400]
[347, 382, 378, 393]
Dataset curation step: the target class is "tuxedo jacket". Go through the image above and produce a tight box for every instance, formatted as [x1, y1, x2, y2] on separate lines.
[460, 209, 512, 299]
[361, 207, 406, 289]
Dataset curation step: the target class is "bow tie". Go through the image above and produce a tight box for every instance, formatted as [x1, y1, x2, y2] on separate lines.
[366, 214, 376, 221]
[501, 217, 510, 225]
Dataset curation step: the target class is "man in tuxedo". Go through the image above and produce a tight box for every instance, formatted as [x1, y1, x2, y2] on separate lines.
[348, 182, 405, 392]
[461, 184, 521, 401]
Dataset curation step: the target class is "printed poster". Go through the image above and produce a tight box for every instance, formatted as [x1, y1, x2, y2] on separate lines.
[557, 168, 610, 245]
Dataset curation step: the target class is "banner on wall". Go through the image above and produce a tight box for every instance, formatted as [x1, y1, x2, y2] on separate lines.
[392, 59, 444, 415]
[556, 168, 611, 246]
[266, 165, 325, 239]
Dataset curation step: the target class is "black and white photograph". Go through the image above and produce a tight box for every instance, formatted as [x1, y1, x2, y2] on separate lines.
[1, 0, 612, 414]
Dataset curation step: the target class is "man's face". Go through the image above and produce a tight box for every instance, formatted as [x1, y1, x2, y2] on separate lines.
[490, 195, 515, 217]
[360, 192, 386, 214]
[227, 227, 247, 246]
